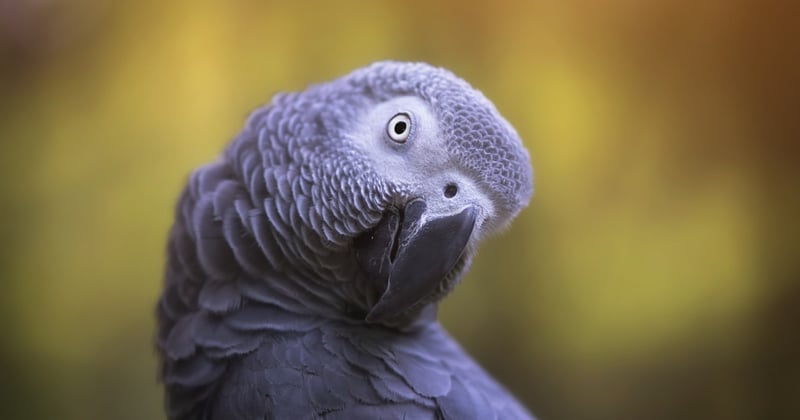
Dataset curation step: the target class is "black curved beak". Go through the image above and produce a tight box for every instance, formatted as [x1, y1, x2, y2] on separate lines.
[355, 200, 478, 323]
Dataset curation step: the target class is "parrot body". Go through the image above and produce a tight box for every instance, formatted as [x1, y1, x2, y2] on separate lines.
[157, 61, 535, 419]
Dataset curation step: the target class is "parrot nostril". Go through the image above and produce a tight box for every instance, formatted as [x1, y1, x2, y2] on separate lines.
[443, 183, 458, 198]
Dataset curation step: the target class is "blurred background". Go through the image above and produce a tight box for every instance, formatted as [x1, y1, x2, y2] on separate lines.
[1, 0, 798, 419]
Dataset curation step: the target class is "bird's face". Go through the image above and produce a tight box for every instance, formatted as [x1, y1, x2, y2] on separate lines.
[341, 65, 533, 324]
[351, 96, 495, 231]
[349, 96, 491, 323]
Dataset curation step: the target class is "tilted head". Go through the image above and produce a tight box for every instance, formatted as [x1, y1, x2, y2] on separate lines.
[180, 61, 532, 327]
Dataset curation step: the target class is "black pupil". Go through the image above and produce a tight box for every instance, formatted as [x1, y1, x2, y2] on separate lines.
[444, 184, 458, 198]
[393, 121, 407, 135]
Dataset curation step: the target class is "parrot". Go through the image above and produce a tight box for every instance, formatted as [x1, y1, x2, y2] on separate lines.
[156, 61, 535, 419]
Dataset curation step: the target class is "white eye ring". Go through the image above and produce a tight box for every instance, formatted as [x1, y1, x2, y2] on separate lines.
[387, 113, 412, 143]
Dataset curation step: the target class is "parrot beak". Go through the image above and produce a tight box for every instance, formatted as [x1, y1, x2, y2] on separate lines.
[355, 199, 478, 324]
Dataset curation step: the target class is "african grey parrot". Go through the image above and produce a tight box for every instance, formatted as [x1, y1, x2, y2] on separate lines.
[156, 61, 535, 419]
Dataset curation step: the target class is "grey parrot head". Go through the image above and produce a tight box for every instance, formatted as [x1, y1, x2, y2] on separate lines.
[221, 61, 532, 326]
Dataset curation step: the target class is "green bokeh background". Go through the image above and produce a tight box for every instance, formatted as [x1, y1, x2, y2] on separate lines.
[1, 1, 798, 419]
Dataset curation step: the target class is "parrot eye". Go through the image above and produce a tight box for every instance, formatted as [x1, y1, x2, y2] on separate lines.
[387, 113, 412, 143]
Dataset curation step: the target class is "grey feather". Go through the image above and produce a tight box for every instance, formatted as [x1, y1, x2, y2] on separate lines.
[156, 61, 536, 419]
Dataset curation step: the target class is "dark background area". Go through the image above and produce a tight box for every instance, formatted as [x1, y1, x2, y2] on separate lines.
[1, 1, 798, 419]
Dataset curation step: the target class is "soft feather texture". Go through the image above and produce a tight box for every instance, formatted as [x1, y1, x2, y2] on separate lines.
[156, 61, 535, 419]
